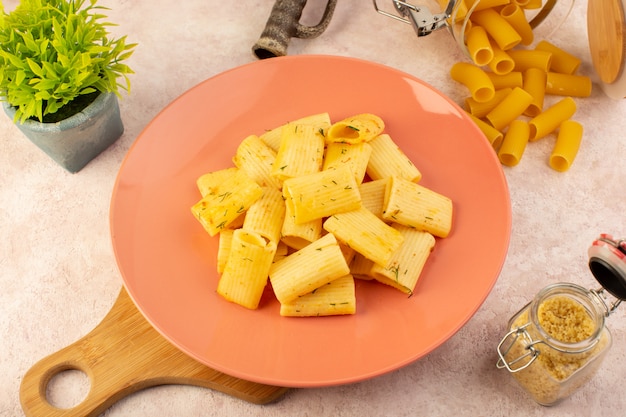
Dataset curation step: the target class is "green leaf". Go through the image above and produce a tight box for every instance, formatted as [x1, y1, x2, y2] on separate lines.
[26, 58, 44, 77]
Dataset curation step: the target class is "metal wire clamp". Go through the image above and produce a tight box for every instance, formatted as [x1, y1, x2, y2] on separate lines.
[372, 0, 456, 37]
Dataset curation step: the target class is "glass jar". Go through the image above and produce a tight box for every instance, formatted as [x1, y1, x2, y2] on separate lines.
[496, 234, 626, 406]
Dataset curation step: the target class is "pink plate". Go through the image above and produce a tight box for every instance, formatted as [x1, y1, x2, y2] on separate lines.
[110, 55, 511, 387]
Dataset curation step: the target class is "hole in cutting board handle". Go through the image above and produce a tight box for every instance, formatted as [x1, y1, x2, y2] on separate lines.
[45, 365, 91, 410]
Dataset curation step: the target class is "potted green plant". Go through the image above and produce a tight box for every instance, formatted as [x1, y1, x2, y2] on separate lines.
[0, 0, 136, 172]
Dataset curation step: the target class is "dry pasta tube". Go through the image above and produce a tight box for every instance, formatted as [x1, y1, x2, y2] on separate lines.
[470, 8, 522, 50]
[545, 72, 592, 97]
[549, 120, 583, 172]
[500, 3, 534, 46]
[471, 0, 511, 12]
[469, 114, 504, 149]
[535, 40, 581, 74]
[466, 25, 493, 66]
[507, 49, 553, 72]
[486, 87, 533, 131]
[450, 62, 495, 102]
[465, 88, 512, 118]
[520, 0, 542, 9]
[529, 97, 577, 141]
[498, 120, 530, 166]
[523, 67, 547, 117]
[488, 42, 515, 75]
[487, 71, 523, 89]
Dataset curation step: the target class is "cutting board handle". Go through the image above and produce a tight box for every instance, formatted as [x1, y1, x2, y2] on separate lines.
[19, 287, 288, 417]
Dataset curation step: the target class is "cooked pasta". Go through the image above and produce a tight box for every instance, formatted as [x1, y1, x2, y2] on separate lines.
[326, 113, 385, 144]
[323, 206, 405, 267]
[323, 141, 372, 184]
[271, 123, 324, 181]
[371, 226, 436, 295]
[279, 275, 356, 317]
[217, 229, 277, 309]
[233, 135, 282, 190]
[192, 112, 454, 314]
[269, 233, 350, 304]
[366, 134, 422, 182]
[382, 176, 453, 238]
[191, 169, 263, 236]
[282, 165, 361, 224]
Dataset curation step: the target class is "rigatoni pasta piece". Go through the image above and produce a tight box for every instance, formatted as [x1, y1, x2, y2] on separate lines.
[326, 113, 385, 144]
[217, 229, 277, 309]
[323, 141, 372, 184]
[366, 134, 422, 182]
[487, 42, 515, 75]
[507, 49, 552, 72]
[383, 176, 453, 238]
[466, 25, 493, 66]
[358, 178, 389, 220]
[282, 165, 361, 224]
[269, 233, 350, 304]
[242, 187, 286, 244]
[272, 241, 290, 264]
[545, 72, 592, 97]
[196, 167, 238, 198]
[465, 87, 512, 118]
[529, 97, 577, 141]
[279, 275, 356, 317]
[280, 199, 323, 250]
[470, 8, 522, 50]
[216, 229, 234, 273]
[260, 112, 331, 152]
[323, 206, 405, 267]
[535, 40, 581, 74]
[371, 226, 436, 295]
[450, 62, 495, 102]
[498, 120, 530, 166]
[271, 123, 325, 181]
[500, 3, 534, 46]
[523, 68, 547, 117]
[549, 120, 583, 172]
[349, 252, 375, 280]
[485, 87, 533, 131]
[191, 169, 263, 236]
[469, 114, 504, 150]
[233, 135, 282, 190]
[487, 71, 523, 89]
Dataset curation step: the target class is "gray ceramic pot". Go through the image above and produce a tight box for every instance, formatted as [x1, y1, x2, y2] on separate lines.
[3, 92, 124, 173]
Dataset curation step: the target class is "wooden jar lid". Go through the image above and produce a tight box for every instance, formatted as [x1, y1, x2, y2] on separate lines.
[588, 0, 626, 97]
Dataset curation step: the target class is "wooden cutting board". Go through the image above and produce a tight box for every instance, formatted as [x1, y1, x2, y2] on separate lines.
[19, 287, 289, 417]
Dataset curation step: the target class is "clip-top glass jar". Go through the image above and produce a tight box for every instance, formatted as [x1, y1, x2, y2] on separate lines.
[496, 234, 626, 406]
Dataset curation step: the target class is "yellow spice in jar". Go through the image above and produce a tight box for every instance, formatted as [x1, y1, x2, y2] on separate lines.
[537, 296, 595, 343]
[507, 295, 609, 405]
